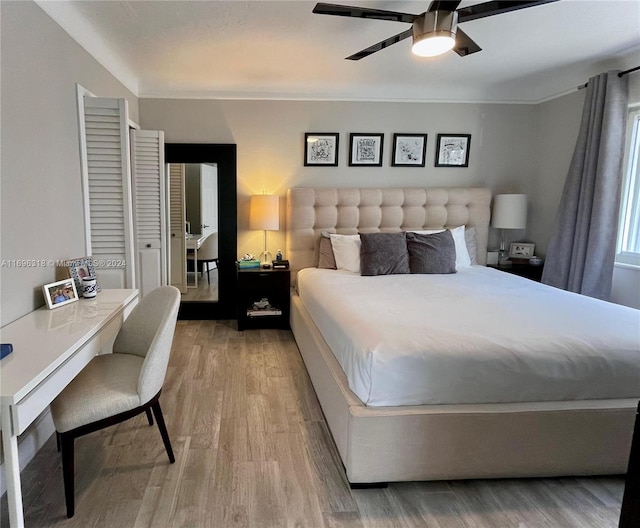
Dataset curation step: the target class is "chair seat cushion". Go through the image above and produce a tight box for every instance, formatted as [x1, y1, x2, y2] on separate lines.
[51, 353, 143, 433]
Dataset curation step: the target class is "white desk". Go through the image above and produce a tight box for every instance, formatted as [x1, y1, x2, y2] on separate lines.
[0, 289, 139, 528]
[185, 231, 212, 288]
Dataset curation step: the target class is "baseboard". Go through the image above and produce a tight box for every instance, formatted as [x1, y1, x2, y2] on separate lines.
[0, 409, 55, 496]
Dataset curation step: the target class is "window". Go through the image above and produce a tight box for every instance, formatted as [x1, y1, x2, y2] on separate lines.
[617, 108, 640, 266]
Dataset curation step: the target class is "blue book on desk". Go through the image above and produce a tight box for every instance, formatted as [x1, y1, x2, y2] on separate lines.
[1, 343, 13, 359]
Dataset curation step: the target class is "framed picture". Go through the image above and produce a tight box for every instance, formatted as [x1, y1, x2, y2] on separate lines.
[304, 133, 339, 166]
[435, 134, 471, 167]
[392, 133, 427, 167]
[67, 256, 99, 297]
[43, 278, 79, 310]
[509, 242, 535, 259]
[349, 133, 383, 167]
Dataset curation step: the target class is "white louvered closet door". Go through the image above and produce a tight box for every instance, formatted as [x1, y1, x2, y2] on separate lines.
[130, 130, 167, 298]
[80, 97, 135, 289]
[169, 163, 187, 293]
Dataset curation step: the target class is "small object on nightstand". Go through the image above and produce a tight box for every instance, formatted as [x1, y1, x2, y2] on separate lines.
[529, 256, 543, 266]
[276, 249, 283, 261]
[272, 259, 289, 269]
[253, 298, 270, 309]
[487, 251, 499, 266]
[237, 259, 260, 269]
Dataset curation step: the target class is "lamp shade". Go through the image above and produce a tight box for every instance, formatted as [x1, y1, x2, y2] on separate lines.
[249, 195, 279, 231]
[491, 194, 527, 229]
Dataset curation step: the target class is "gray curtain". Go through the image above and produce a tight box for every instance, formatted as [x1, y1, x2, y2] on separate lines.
[541, 71, 628, 300]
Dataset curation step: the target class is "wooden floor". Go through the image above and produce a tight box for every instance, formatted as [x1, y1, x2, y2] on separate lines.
[182, 267, 219, 302]
[2, 321, 625, 527]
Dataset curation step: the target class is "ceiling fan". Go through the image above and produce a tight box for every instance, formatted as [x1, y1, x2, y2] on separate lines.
[312, 0, 559, 60]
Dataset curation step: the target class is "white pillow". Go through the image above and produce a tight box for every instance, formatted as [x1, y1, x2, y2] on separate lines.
[329, 234, 361, 273]
[449, 226, 471, 268]
[465, 226, 478, 265]
[408, 226, 471, 269]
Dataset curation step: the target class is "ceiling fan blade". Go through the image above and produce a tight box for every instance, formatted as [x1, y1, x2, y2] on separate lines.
[457, 0, 559, 24]
[453, 28, 482, 56]
[313, 3, 416, 24]
[427, 1, 463, 12]
[346, 28, 413, 60]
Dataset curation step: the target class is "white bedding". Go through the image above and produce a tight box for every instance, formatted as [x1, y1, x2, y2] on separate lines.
[296, 266, 640, 406]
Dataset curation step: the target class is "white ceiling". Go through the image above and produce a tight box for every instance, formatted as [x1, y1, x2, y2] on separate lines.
[38, 0, 640, 103]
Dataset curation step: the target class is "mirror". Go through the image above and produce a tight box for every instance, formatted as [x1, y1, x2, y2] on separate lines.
[176, 163, 219, 301]
[165, 144, 237, 320]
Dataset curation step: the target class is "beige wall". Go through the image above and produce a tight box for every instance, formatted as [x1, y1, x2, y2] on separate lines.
[530, 90, 585, 257]
[530, 78, 640, 308]
[140, 98, 535, 258]
[2, 1, 637, 324]
[0, 1, 139, 325]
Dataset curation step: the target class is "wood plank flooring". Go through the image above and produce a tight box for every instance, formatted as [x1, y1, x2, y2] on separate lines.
[1, 321, 626, 527]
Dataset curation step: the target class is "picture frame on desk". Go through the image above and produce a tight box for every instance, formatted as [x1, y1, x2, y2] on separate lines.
[65, 256, 100, 297]
[43, 278, 79, 310]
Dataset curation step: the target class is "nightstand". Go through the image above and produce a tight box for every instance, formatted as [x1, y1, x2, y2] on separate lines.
[236, 267, 291, 331]
[488, 262, 544, 282]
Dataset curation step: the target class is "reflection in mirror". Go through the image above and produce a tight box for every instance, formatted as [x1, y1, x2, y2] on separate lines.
[165, 143, 237, 320]
[168, 163, 219, 302]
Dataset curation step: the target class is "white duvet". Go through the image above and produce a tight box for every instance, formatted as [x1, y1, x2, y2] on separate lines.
[296, 266, 640, 406]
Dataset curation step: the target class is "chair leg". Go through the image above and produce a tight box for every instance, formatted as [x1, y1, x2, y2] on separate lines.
[56, 431, 61, 452]
[60, 433, 75, 518]
[145, 408, 154, 426]
[206, 262, 210, 284]
[151, 401, 175, 464]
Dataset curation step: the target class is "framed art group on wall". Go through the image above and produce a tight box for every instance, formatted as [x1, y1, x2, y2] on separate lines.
[349, 133, 383, 166]
[435, 134, 471, 167]
[392, 134, 427, 167]
[304, 131, 471, 168]
[304, 133, 339, 166]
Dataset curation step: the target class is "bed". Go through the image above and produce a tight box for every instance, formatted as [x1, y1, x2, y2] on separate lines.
[286, 187, 640, 484]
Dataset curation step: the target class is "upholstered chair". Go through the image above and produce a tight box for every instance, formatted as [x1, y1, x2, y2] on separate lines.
[187, 232, 218, 284]
[50, 286, 181, 518]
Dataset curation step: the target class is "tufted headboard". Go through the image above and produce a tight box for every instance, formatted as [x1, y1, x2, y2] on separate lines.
[286, 187, 492, 276]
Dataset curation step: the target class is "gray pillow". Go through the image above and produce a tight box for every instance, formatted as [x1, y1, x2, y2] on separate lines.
[318, 231, 337, 269]
[406, 231, 457, 274]
[359, 232, 410, 276]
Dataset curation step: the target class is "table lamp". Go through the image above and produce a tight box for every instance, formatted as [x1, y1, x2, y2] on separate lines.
[491, 194, 527, 265]
[250, 194, 279, 268]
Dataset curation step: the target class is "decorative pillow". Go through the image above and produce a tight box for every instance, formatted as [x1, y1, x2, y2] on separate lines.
[318, 231, 337, 269]
[408, 226, 471, 270]
[406, 231, 457, 274]
[329, 234, 361, 273]
[465, 226, 478, 265]
[359, 232, 410, 276]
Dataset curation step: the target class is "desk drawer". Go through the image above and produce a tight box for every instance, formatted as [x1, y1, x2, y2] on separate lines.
[12, 315, 123, 435]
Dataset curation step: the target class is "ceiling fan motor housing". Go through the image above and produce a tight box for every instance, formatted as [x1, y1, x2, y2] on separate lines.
[412, 10, 458, 56]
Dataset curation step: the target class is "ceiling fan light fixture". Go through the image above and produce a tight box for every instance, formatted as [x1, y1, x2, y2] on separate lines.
[411, 10, 457, 57]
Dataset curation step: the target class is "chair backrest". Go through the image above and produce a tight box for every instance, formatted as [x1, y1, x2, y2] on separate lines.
[197, 232, 218, 261]
[113, 286, 181, 404]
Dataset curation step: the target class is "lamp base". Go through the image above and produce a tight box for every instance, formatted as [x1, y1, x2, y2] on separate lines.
[258, 249, 272, 269]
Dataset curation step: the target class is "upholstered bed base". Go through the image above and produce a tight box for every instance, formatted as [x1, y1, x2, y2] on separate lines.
[291, 292, 635, 483]
[286, 187, 636, 483]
